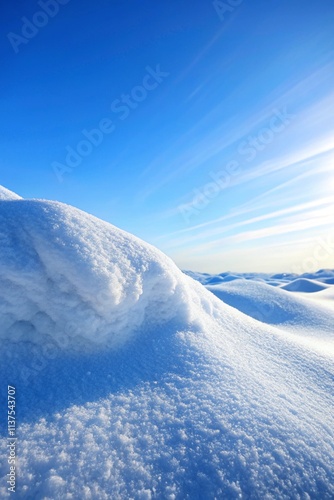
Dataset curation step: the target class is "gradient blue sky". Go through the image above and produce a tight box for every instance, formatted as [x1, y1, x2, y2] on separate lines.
[2, 0, 334, 272]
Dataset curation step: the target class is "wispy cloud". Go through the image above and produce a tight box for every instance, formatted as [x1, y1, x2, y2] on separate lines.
[155, 143, 334, 243]
[139, 61, 334, 202]
[160, 196, 334, 251]
[226, 208, 333, 246]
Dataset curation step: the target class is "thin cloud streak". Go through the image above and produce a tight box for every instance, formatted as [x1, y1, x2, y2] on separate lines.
[161, 197, 334, 251]
[156, 144, 334, 241]
[139, 62, 334, 201]
[189, 207, 334, 255]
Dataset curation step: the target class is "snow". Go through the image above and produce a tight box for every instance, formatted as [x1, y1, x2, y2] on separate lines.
[0, 186, 334, 499]
[280, 277, 329, 293]
[0, 197, 199, 352]
[206, 279, 333, 333]
[0, 186, 22, 201]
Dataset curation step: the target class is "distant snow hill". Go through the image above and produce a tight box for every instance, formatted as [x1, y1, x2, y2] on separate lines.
[1, 186, 334, 499]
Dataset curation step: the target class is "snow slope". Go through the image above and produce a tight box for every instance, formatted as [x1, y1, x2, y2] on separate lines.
[206, 279, 333, 333]
[0, 185, 22, 200]
[280, 278, 329, 293]
[0, 197, 198, 352]
[0, 188, 334, 499]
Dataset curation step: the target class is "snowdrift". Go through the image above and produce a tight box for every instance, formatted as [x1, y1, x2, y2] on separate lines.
[280, 277, 328, 293]
[0, 187, 334, 499]
[206, 278, 333, 332]
[0, 196, 207, 352]
[0, 185, 22, 201]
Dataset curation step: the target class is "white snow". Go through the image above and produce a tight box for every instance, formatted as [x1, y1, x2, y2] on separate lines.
[280, 277, 330, 293]
[0, 197, 201, 351]
[0, 186, 22, 201]
[206, 278, 333, 334]
[0, 187, 334, 499]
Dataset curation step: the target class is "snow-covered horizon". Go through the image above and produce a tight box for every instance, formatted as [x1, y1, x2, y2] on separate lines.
[1, 186, 333, 499]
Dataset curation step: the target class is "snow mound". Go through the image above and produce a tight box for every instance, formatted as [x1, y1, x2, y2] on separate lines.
[0, 195, 209, 351]
[0, 186, 22, 200]
[206, 279, 333, 333]
[281, 278, 328, 293]
[206, 275, 226, 284]
[300, 269, 334, 280]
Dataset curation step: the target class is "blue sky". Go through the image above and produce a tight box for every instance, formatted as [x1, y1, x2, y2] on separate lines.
[2, 0, 334, 272]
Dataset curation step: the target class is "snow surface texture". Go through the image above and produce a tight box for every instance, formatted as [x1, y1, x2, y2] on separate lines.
[0, 187, 334, 499]
[0, 198, 202, 352]
[0, 185, 22, 201]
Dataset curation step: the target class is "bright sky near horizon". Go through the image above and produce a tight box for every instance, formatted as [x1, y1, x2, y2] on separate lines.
[2, 0, 334, 273]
